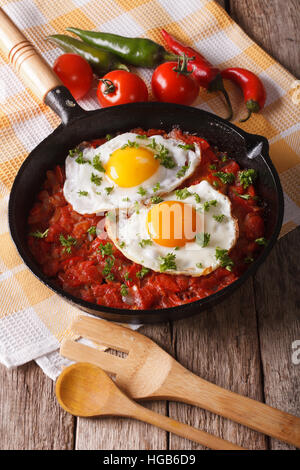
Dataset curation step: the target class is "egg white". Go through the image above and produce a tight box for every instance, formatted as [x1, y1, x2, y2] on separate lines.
[63, 132, 201, 214]
[106, 180, 238, 277]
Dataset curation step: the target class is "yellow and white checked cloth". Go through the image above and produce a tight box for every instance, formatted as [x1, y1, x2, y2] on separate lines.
[0, 0, 299, 379]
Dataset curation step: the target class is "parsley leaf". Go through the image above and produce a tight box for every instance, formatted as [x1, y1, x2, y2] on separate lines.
[75, 153, 90, 165]
[196, 232, 210, 247]
[153, 182, 161, 192]
[139, 239, 153, 248]
[214, 171, 235, 184]
[78, 190, 88, 196]
[255, 237, 268, 246]
[175, 188, 192, 200]
[196, 262, 203, 269]
[159, 253, 177, 272]
[215, 247, 234, 271]
[98, 242, 113, 257]
[136, 266, 150, 279]
[151, 195, 164, 204]
[213, 214, 225, 223]
[91, 173, 102, 186]
[29, 229, 49, 239]
[203, 200, 217, 211]
[92, 154, 105, 173]
[137, 186, 147, 196]
[87, 226, 97, 235]
[59, 234, 77, 254]
[176, 163, 190, 178]
[104, 186, 114, 195]
[120, 284, 129, 297]
[177, 143, 195, 151]
[239, 169, 257, 189]
[153, 143, 176, 169]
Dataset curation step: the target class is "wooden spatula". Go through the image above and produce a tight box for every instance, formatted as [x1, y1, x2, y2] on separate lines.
[61, 315, 300, 448]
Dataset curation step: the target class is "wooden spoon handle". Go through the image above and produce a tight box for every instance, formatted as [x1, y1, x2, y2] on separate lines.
[160, 363, 300, 448]
[0, 8, 61, 101]
[129, 402, 244, 450]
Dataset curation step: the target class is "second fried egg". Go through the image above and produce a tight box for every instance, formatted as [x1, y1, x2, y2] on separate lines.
[106, 180, 238, 277]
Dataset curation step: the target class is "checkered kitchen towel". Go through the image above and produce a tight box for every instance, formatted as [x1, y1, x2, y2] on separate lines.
[0, 0, 299, 380]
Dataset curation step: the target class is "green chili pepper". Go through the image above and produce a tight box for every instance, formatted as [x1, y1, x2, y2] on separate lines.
[46, 34, 129, 75]
[66, 28, 178, 68]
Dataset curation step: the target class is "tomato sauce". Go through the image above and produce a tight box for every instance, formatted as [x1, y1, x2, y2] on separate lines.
[27, 128, 265, 310]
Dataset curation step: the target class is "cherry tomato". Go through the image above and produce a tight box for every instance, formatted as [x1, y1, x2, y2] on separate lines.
[53, 53, 93, 100]
[151, 56, 200, 105]
[97, 70, 148, 107]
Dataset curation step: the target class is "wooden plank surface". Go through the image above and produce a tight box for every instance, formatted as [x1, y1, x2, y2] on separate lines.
[0, 0, 299, 451]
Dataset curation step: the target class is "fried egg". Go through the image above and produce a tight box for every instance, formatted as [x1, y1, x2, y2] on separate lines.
[106, 180, 238, 276]
[63, 132, 201, 214]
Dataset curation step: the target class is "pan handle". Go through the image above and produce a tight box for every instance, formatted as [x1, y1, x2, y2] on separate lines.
[0, 8, 86, 125]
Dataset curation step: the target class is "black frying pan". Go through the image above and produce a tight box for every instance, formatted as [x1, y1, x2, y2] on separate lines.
[2, 10, 284, 324]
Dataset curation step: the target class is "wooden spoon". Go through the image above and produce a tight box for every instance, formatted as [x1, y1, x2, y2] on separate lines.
[61, 315, 300, 448]
[56, 362, 244, 450]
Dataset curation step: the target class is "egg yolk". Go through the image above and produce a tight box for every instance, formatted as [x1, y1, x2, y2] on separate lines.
[146, 200, 201, 247]
[106, 147, 159, 188]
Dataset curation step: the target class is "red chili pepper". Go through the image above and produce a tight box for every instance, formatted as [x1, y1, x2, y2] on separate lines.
[161, 29, 233, 120]
[221, 67, 266, 122]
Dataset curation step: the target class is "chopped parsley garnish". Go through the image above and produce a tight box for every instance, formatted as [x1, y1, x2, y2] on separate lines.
[244, 256, 254, 264]
[136, 267, 149, 279]
[124, 272, 132, 282]
[153, 182, 161, 192]
[213, 181, 220, 189]
[152, 143, 176, 169]
[106, 134, 113, 141]
[215, 247, 234, 271]
[238, 193, 252, 200]
[239, 169, 257, 189]
[203, 199, 217, 211]
[159, 253, 177, 272]
[196, 232, 210, 247]
[193, 193, 201, 203]
[209, 164, 217, 170]
[120, 284, 129, 297]
[29, 229, 49, 239]
[92, 154, 105, 173]
[151, 195, 163, 204]
[104, 186, 114, 195]
[75, 153, 90, 165]
[213, 214, 225, 223]
[98, 242, 113, 257]
[139, 239, 153, 248]
[175, 188, 192, 200]
[255, 237, 268, 246]
[119, 241, 126, 249]
[59, 234, 77, 254]
[137, 186, 147, 196]
[177, 143, 195, 151]
[122, 140, 139, 149]
[176, 163, 190, 178]
[68, 148, 80, 158]
[196, 262, 203, 269]
[87, 225, 97, 235]
[122, 197, 130, 202]
[91, 173, 102, 186]
[102, 256, 115, 278]
[78, 190, 88, 196]
[214, 171, 235, 184]
[147, 138, 157, 149]
[136, 134, 148, 139]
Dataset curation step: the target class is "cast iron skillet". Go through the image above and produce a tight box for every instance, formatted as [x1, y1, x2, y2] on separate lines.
[2, 10, 284, 324]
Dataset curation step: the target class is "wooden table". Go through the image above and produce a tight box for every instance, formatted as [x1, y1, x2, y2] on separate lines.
[0, 0, 299, 451]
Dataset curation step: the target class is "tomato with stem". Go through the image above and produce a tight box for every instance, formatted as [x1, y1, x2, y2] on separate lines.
[97, 70, 148, 107]
[151, 54, 200, 106]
